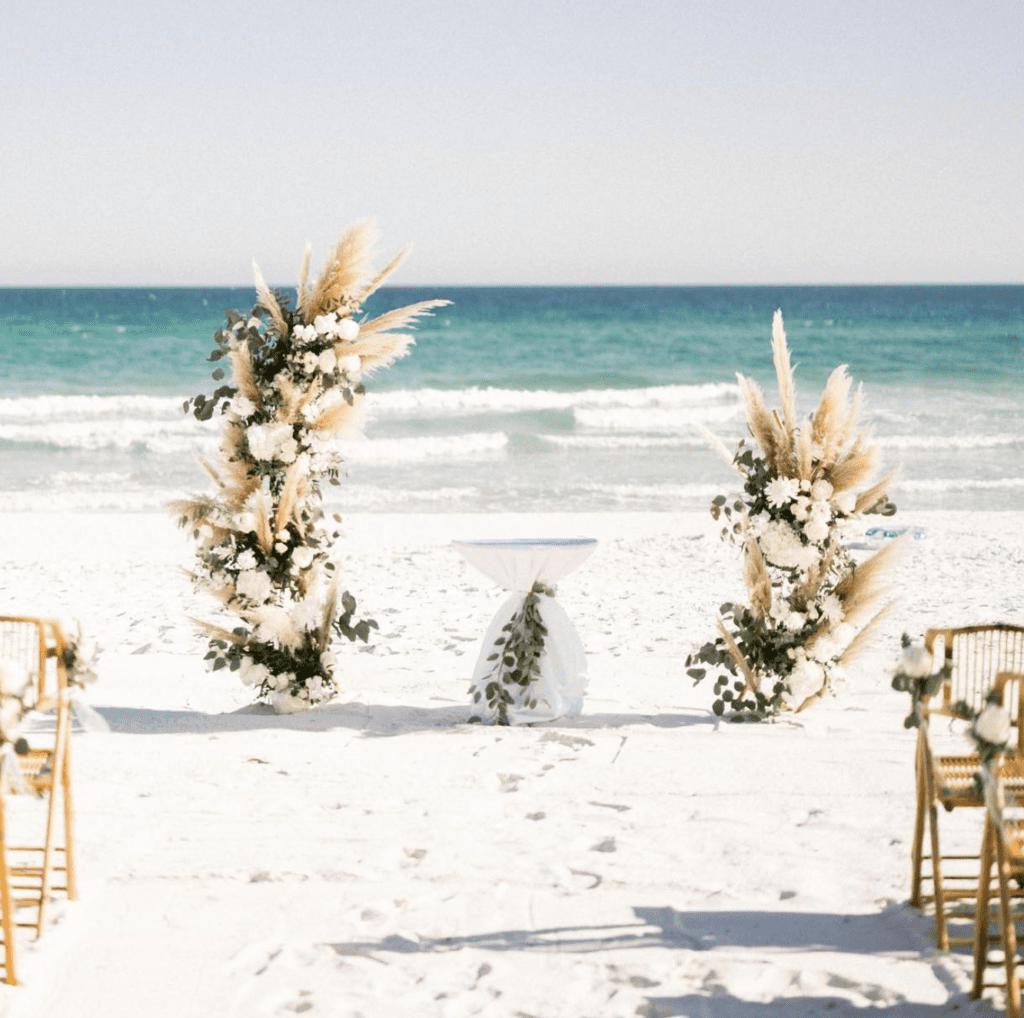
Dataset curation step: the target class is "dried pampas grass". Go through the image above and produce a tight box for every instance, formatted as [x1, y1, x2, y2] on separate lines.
[298, 220, 379, 323]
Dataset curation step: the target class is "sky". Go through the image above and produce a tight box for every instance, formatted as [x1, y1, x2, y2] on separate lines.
[1, 0, 1022, 286]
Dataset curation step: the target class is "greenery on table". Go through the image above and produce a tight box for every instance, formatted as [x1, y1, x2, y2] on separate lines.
[470, 582, 552, 725]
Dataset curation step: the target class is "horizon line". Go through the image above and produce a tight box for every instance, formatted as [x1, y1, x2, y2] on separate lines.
[2, 280, 1023, 290]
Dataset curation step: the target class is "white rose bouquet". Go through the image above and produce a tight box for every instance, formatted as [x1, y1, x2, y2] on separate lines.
[171, 221, 449, 711]
[687, 311, 901, 720]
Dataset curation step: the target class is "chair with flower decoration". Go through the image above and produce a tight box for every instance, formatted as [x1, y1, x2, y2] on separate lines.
[911, 625, 1024, 951]
[0, 616, 76, 984]
[971, 697, 1024, 1017]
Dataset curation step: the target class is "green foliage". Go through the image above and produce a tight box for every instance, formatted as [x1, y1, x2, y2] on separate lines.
[470, 583, 549, 725]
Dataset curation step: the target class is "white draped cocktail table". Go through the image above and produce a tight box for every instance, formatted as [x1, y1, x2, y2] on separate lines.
[452, 538, 597, 725]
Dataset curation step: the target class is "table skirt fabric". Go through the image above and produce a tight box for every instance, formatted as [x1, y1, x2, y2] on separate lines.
[454, 538, 597, 725]
[468, 591, 588, 724]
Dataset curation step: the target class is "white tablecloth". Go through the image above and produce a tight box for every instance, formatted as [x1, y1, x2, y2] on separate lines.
[453, 538, 597, 724]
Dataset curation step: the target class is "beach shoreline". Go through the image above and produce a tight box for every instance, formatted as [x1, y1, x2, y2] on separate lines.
[0, 508, 1021, 1015]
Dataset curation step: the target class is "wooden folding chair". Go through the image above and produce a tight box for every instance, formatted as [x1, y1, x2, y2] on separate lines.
[972, 713, 1024, 1016]
[0, 616, 77, 984]
[911, 625, 1024, 950]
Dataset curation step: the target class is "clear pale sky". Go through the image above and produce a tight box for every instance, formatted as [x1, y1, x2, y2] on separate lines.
[2, 0, 1021, 286]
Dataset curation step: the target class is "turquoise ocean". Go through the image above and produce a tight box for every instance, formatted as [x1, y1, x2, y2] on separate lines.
[0, 286, 1021, 514]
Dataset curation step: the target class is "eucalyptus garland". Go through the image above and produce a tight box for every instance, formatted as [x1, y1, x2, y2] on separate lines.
[470, 582, 553, 725]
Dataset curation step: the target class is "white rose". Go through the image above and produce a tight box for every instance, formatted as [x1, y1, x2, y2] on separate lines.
[235, 549, 257, 570]
[783, 611, 806, 632]
[230, 395, 256, 419]
[787, 657, 826, 702]
[318, 349, 338, 373]
[293, 324, 317, 344]
[313, 313, 338, 336]
[336, 318, 360, 342]
[291, 599, 321, 631]
[804, 516, 830, 543]
[235, 512, 257, 534]
[975, 704, 1012, 746]
[810, 479, 834, 502]
[292, 545, 315, 569]
[235, 569, 272, 604]
[246, 423, 275, 461]
[277, 435, 298, 464]
[898, 644, 935, 679]
[790, 496, 811, 522]
[833, 490, 857, 515]
[271, 672, 293, 693]
[337, 353, 361, 376]
[759, 521, 811, 570]
[238, 657, 270, 688]
[301, 351, 319, 372]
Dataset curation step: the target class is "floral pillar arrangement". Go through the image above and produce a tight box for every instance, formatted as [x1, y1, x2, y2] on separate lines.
[172, 221, 448, 713]
[687, 310, 901, 720]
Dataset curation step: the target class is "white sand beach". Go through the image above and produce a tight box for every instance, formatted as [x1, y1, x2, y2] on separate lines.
[0, 509, 1022, 1017]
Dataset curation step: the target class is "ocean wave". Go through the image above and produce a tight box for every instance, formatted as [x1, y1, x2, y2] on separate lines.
[0, 393, 184, 419]
[0, 419, 212, 453]
[339, 432, 507, 462]
[573, 403, 742, 431]
[539, 434, 709, 450]
[877, 433, 1022, 450]
[369, 382, 740, 415]
[577, 481, 727, 500]
[898, 477, 1024, 492]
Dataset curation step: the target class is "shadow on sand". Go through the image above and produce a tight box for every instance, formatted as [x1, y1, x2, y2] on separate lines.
[91, 702, 716, 736]
[325, 903, 990, 1016]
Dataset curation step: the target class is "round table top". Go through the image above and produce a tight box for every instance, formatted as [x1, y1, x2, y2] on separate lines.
[452, 538, 597, 588]
[452, 537, 597, 549]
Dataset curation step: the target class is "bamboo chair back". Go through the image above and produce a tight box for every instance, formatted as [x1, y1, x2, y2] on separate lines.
[926, 625, 1024, 718]
[912, 626, 1024, 951]
[0, 616, 77, 985]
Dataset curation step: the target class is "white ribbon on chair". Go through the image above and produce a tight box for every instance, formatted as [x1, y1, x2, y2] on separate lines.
[0, 743, 29, 796]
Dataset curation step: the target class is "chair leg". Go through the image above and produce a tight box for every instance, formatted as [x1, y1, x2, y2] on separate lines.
[928, 797, 949, 951]
[62, 746, 75, 901]
[911, 740, 929, 908]
[0, 799, 16, 985]
[973, 819, 996, 999]
[996, 835, 1022, 1018]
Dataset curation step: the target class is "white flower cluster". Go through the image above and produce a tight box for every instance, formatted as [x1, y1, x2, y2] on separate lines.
[184, 309, 372, 710]
[60, 617, 99, 688]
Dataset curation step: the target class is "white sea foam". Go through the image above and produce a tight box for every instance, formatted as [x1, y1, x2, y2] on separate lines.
[877, 433, 1022, 450]
[0, 418, 212, 453]
[0, 394, 184, 419]
[573, 402, 742, 431]
[898, 477, 1024, 492]
[368, 382, 740, 416]
[578, 481, 728, 501]
[339, 432, 507, 462]
[540, 434, 709, 450]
